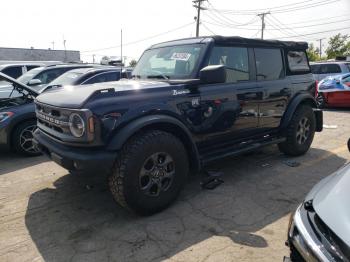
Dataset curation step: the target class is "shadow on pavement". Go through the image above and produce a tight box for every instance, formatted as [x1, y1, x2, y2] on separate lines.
[0, 151, 48, 176]
[25, 146, 348, 261]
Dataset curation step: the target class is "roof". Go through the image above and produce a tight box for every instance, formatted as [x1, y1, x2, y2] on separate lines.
[67, 67, 122, 74]
[150, 35, 308, 50]
[310, 61, 350, 65]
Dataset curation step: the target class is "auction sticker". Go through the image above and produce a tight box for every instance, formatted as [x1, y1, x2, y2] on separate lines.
[171, 53, 191, 61]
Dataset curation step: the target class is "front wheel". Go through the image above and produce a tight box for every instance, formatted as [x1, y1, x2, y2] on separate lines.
[109, 130, 189, 215]
[12, 120, 41, 156]
[278, 105, 316, 156]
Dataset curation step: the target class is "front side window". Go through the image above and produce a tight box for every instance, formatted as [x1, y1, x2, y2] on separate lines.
[208, 46, 249, 83]
[255, 48, 284, 81]
[132, 44, 204, 80]
[35, 68, 70, 85]
[287, 51, 310, 72]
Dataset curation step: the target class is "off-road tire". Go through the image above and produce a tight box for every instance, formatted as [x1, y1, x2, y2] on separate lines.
[278, 105, 316, 156]
[12, 120, 41, 156]
[108, 130, 189, 215]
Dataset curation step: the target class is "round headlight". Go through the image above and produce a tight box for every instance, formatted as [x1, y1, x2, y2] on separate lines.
[69, 113, 85, 137]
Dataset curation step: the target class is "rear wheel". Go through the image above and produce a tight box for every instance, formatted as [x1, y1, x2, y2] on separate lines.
[12, 120, 41, 156]
[278, 105, 316, 156]
[109, 130, 189, 215]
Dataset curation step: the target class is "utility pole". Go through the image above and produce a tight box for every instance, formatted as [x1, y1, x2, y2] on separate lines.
[92, 54, 95, 64]
[318, 38, 325, 59]
[51, 41, 55, 50]
[257, 12, 270, 39]
[193, 0, 206, 37]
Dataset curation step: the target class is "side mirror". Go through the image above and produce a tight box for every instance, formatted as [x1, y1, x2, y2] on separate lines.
[199, 65, 226, 84]
[28, 79, 42, 86]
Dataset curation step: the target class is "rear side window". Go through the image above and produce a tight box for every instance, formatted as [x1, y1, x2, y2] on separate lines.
[287, 51, 310, 72]
[254, 48, 284, 81]
[208, 46, 249, 83]
[310, 64, 341, 74]
[1, 66, 23, 78]
[26, 65, 40, 71]
[346, 63, 350, 71]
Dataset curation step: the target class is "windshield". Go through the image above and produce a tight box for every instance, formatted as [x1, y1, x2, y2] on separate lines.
[132, 44, 204, 80]
[48, 71, 84, 86]
[17, 67, 43, 84]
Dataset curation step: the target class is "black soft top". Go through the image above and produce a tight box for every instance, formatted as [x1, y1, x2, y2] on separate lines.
[151, 35, 308, 50]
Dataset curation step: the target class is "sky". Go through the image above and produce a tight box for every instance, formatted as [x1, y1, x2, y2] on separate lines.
[1, 0, 349, 64]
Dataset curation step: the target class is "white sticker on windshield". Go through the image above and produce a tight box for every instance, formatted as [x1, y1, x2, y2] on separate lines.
[170, 53, 191, 61]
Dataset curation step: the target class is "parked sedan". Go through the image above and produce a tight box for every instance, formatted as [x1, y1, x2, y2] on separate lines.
[16, 64, 96, 91]
[286, 148, 350, 261]
[0, 73, 40, 156]
[316, 73, 350, 108]
[42, 67, 125, 92]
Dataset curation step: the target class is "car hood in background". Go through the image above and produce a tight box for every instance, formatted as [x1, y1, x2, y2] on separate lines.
[35, 79, 174, 109]
[306, 163, 350, 246]
[0, 72, 38, 97]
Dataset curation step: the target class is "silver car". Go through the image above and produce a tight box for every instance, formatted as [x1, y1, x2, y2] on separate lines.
[311, 62, 350, 82]
[286, 140, 350, 261]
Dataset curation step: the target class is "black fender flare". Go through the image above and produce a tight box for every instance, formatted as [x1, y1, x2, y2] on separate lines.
[107, 114, 201, 173]
[280, 93, 323, 132]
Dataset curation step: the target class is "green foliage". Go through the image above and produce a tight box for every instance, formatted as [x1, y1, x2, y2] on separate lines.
[307, 43, 319, 61]
[129, 59, 137, 67]
[326, 33, 350, 59]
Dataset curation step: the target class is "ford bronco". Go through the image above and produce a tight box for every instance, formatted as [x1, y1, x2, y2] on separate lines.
[33, 36, 323, 214]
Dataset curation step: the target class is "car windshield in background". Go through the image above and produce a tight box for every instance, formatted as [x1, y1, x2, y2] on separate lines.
[310, 63, 341, 74]
[48, 71, 84, 86]
[17, 67, 43, 84]
[132, 44, 204, 80]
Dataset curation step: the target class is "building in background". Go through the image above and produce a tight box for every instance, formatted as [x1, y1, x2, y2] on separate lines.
[0, 47, 80, 62]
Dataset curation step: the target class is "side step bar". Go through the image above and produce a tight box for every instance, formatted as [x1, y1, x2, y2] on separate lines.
[201, 136, 286, 166]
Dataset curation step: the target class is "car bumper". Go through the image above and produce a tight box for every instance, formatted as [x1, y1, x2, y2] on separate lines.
[0, 124, 10, 151]
[33, 129, 116, 173]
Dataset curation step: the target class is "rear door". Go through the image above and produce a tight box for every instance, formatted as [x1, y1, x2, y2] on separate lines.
[253, 47, 290, 131]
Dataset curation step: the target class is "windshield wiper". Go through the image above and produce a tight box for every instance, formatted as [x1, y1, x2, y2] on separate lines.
[146, 74, 170, 80]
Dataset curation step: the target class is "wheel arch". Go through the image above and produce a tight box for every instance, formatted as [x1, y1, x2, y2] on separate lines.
[107, 115, 201, 173]
[280, 93, 323, 132]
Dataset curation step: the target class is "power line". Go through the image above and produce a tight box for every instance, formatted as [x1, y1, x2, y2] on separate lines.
[202, 23, 216, 35]
[275, 26, 350, 39]
[82, 22, 194, 53]
[207, 0, 339, 15]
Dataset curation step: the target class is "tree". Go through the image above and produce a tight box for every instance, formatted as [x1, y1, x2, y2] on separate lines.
[326, 33, 350, 59]
[129, 59, 137, 67]
[306, 43, 319, 61]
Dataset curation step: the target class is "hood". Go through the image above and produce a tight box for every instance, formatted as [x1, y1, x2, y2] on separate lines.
[306, 163, 350, 246]
[0, 72, 38, 97]
[36, 79, 172, 109]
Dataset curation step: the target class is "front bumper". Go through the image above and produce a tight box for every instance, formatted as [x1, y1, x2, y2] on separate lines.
[33, 129, 116, 173]
[286, 204, 347, 262]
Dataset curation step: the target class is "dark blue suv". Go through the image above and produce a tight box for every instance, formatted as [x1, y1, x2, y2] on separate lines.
[34, 36, 323, 214]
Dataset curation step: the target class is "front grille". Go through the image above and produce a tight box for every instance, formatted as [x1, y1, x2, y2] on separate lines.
[36, 103, 72, 138]
[312, 214, 350, 261]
